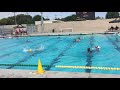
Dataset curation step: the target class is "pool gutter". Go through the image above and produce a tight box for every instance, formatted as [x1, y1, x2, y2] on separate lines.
[0, 69, 120, 78]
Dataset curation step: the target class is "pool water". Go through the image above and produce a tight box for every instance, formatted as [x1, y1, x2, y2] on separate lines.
[0, 34, 120, 74]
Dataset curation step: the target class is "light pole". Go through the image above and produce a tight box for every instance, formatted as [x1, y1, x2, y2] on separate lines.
[13, 12, 17, 25]
[60, 12, 62, 19]
[40, 12, 44, 33]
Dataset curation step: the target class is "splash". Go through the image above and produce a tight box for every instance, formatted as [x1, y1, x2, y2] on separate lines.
[23, 45, 45, 52]
[35, 45, 45, 51]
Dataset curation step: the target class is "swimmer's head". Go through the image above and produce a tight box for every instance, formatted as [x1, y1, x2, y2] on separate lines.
[28, 49, 32, 52]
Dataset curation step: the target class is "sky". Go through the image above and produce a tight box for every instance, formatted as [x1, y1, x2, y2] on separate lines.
[0, 12, 107, 20]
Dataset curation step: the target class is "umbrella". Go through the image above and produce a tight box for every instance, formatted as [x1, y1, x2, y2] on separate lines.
[109, 18, 120, 23]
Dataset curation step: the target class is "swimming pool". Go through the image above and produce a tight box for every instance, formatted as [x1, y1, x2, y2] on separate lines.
[0, 34, 120, 74]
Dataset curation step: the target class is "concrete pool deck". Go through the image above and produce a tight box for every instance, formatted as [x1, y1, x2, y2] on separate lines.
[28, 32, 116, 36]
[0, 69, 120, 78]
[1, 32, 115, 38]
[29, 32, 111, 36]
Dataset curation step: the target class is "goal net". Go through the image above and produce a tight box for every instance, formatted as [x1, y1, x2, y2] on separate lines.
[60, 28, 73, 32]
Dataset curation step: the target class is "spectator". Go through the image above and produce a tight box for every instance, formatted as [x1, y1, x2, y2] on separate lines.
[52, 29, 55, 33]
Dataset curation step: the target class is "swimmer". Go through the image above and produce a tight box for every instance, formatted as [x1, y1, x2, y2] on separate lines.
[95, 46, 101, 51]
[23, 48, 32, 52]
[78, 37, 80, 39]
[26, 40, 30, 43]
[87, 48, 92, 53]
[74, 37, 80, 42]
[35, 45, 44, 51]
[91, 46, 101, 52]
[116, 38, 119, 42]
[27, 49, 33, 52]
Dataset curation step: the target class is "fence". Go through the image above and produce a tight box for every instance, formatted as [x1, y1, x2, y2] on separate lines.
[0, 24, 38, 35]
[26, 24, 37, 34]
[0, 25, 12, 35]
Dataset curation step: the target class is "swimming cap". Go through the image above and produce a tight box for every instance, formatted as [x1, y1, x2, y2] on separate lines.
[28, 49, 32, 52]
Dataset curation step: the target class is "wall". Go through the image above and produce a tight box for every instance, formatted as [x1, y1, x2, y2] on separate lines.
[37, 19, 118, 33]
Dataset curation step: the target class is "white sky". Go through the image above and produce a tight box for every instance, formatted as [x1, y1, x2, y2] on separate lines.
[0, 12, 107, 20]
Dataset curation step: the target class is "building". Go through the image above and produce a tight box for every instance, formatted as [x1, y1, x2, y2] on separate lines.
[76, 12, 95, 20]
[35, 20, 63, 25]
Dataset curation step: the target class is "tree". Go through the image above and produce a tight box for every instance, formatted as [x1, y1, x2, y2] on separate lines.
[101, 17, 104, 19]
[0, 14, 34, 25]
[0, 18, 8, 25]
[8, 16, 16, 25]
[55, 18, 61, 20]
[32, 15, 50, 23]
[0, 14, 49, 25]
[95, 16, 101, 19]
[33, 15, 41, 22]
[106, 12, 119, 19]
[16, 14, 33, 24]
[61, 14, 77, 21]
[44, 18, 50, 20]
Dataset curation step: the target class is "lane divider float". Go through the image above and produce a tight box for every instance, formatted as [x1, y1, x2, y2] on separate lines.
[55, 65, 120, 71]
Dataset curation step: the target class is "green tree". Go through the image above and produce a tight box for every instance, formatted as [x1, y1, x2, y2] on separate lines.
[95, 16, 101, 19]
[33, 15, 41, 22]
[33, 15, 50, 23]
[106, 12, 119, 19]
[0, 14, 49, 25]
[61, 14, 77, 21]
[44, 18, 50, 20]
[8, 16, 15, 24]
[55, 18, 61, 20]
[16, 14, 33, 24]
[0, 18, 9, 25]
[0, 14, 34, 25]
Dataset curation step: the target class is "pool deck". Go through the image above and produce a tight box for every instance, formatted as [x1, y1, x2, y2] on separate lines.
[0, 32, 116, 39]
[0, 69, 120, 78]
[29, 32, 115, 36]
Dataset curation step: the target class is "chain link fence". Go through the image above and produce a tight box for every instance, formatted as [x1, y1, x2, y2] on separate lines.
[0, 24, 38, 35]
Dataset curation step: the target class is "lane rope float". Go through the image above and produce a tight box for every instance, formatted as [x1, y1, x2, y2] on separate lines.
[0, 63, 120, 71]
[55, 65, 120, 71]
[0, 64, 51, 67]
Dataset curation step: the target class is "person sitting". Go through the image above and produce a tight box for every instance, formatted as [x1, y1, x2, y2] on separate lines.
[52, 29, 55, 33]
[2, 33, 5, 36]
[115, 26, 119, 30]
[15, 29, 19, 35]
[109, 26, 114, 32]
[19, 29, 22, 35]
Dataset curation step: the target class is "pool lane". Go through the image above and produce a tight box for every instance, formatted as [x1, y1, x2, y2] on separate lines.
[91, 34, 120, 74]
[7, 37, 63, 69]
[48, 35, 90, 72]
[0, 37, 54, 59]
[12, 36, 79, 70]
[45, 36, 80, 70]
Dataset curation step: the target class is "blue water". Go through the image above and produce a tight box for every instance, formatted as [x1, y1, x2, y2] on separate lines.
[1, 34, 120, 74]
